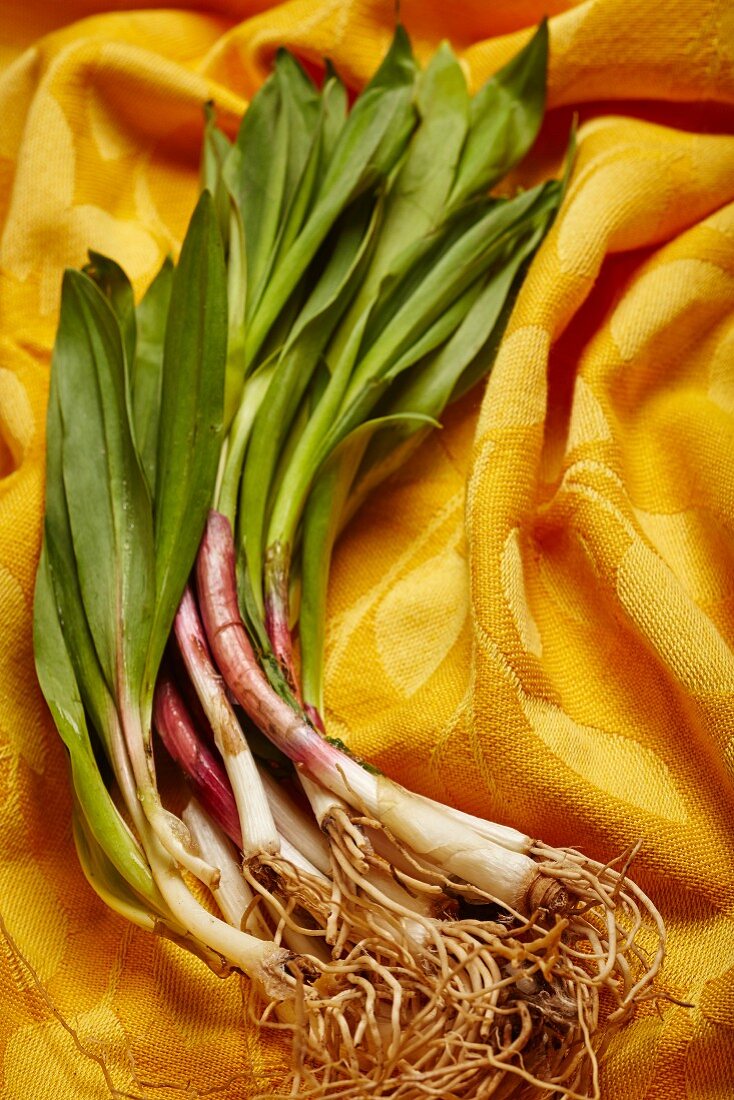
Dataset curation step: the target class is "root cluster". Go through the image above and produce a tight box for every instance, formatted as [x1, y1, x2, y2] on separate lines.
[244, 810, 665, 1100]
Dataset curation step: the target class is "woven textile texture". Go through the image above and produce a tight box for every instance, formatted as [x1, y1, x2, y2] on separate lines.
[1, 1, 733, 1096]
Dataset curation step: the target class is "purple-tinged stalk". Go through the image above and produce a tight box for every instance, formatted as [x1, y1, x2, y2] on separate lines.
[197, 510, 562, 915]
[155, 654, 334, 906]
[174, 586, 279, 858]
[154, 671, 243, 847]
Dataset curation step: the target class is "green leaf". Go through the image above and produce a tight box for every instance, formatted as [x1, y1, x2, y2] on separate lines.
[201, 106, 248, 425]
[356, 209, 556, 484]
[345, 184, 554, 404]
[316, 280, 483, 460]
[224, 67, 289, 322]
[222, 200, 247, 427]
[272, 67, 337, 271]
[317, 26, 417, 201]
[320, 67, 349, 165]
[275, 49, 321, 212]
[201, 102, 233, 248]
[298, 411, 437, 714]
[83, 251, 136, 375]
[353, 200, 491, 362]
[132, 256, 174, 497]
[325, 42, 470, 374]
[244, 26, 418, 365]
[235, 50, 320, 324]
[263, 303, 372, 569]
[34, 545, 158, 904]
[391, 194, 558, 416]
[448, 19, 548, 208]
[54, 269, 155, 704]
[240, 193, 380, 610]
[217, 352, 279, 525]
[42, 359, 115, 751]
[332, 183, 561, 472]
[363, 42, 470, 287]
[449, 192, 560, 401]
[72, 802, 158, 931]
[148, 190, 228, 691]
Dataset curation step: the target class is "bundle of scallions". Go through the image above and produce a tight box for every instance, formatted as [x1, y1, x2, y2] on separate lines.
[34, 22, 665, 1099]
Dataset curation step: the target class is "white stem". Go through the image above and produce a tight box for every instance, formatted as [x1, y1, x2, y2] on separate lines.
[119, 697, 221, 888]
[373, 778, 538, 911]
[259, 767, 331, 874]
[299, 771, 348, 826]
[183, 801, 330, 964]
[279, 836, 330, 884]
[415, 793, 532, 854]
[301, 747, 538, 911]
[175, 590, 279, 856]
[183, 799, 261, 934]
[301, 777, 431, 945]
[139, 816, 291, 998]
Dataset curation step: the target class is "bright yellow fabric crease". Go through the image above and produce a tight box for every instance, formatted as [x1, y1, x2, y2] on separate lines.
[1, 1, 733, 1096]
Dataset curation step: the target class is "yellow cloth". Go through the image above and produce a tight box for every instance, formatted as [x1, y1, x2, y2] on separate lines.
[1, 1, 733, 1096]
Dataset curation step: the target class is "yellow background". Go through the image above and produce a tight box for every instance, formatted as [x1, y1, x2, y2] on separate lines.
[1, 1, 734, 1096]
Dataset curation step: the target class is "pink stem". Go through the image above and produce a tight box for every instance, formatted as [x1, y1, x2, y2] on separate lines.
[196, 511, 337, 782]
[153, 671, 242, 849]
[168, 642, 217, 752]
[174, 586, 234, 730]
[304, 703, 326, 734]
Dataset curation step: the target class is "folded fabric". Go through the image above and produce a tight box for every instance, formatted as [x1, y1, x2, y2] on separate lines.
[1, 1, 732, 1097]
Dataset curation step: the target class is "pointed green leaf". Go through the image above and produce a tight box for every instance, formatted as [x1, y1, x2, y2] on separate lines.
[263, 303, 371, 576]
[240, 193, 379, 605]
[244, 27, 418, 365]
[201, 102, 233, 247]
[147, 191, 227, 690]
[449, 19, 548, 208]
[325, 43, 470, 373]
[358, 211, 556, 481]
[42, 360, 113, 747]
[132, 256, 173, 496]
[346, 184, 554, 402]
[83, 251, 136, 374]
[449, 193, 560, 401]
[276, 49, 321, 207]
[224, 70, 289, 321]
[318, 26, 417, 201]
[54, 269, 155, 702]
[320, 68, 349, 164]
[217, 353, 279, 525]
[34, 546, 157, 903]
[363, 41, 470, 289]
[272, 67, 337, 270]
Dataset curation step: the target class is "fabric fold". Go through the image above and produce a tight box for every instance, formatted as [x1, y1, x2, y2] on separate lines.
[1, 1, 733, 1096]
